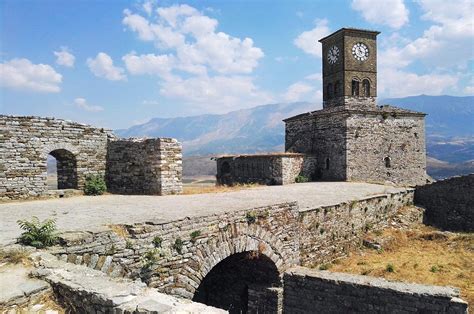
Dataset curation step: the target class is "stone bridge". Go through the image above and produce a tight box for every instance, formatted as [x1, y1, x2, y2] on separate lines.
[1, 182, 415, 312]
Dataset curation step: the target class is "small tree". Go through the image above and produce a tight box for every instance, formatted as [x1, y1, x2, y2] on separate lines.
[84, 174, 106, 195]
[17, 216, 58, 248]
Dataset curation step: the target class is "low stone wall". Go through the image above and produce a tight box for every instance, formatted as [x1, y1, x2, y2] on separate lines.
[216, 153, 317, 185]
[51, 202, 301, 299]
[106, 138, 182, 195]
[31, 252, 224, 313]
[283, 267, 468, 313]
[298, 189, 415, 266]
[50, 189, 415, 302]
[415, 174, 474, 232]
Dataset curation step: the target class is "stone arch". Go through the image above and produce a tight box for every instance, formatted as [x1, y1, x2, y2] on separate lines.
[48, 149, 78, 189]
[173, 224, 296, 299]
[362, 78, 371, 97]
[221, 161, 231, 175]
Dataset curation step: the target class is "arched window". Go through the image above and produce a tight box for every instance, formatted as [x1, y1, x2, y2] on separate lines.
[325, 158, 330, 170]
[351, 80, 360, 96]
[334, 81, 341, 97]
[362, 79, 370, 97]
[326, 83, 333, 99]
[384, 157, 391, 168]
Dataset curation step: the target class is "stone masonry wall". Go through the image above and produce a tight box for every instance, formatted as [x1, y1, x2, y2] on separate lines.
[106, 138, 182, 195]
[51, 202, 301, 299]
[283, 267, 468, 313]
[51, 189, 414, 302]
[216, 154, 317, 186]
[346, 109, 426, 186]
[285, 109, 347, 181]
[0, 115, 110, 201]
[415, 174, 474, 232]
[298, 188, 414, 266]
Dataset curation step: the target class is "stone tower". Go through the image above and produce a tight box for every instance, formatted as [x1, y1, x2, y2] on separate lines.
[284, 28, 427, 186]
[319, 28, 379, 109]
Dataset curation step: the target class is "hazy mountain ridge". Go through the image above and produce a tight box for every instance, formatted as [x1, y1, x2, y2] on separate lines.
[116, 95, 474, 179]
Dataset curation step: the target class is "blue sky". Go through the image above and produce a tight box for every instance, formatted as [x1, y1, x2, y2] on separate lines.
[1, 0, 473, 129]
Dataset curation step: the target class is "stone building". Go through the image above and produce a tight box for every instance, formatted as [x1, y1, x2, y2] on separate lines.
[217, 28, 427, 186]
[0, 115, 182, 200]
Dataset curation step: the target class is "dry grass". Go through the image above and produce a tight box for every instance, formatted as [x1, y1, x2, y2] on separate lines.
[0, 248, 30, 265]
[182, 183, 261, 195]
[328, 225, 474, 305]
[107, 224, 130, 238]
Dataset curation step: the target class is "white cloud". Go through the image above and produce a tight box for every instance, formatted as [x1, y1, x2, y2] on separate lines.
[283, 82, 314, 102]
[0, 58, 62, 93]
[122, 4, 264, 75]
[160, 75, 273, 113]
[122, 3, 269, 112]
[379, 68, 458, 97]
[74, 98, 104, 112]
[54, 47, 75, 67]
[351, 0, 409, 29]
[123, 52, 174, 77]
[294, 19, 331, 57]
[87, 52, 126, 81]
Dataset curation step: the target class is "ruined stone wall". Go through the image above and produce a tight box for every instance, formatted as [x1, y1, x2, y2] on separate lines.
[51, 202, 301, 299]
[298, 189, 414, 266]
[415, 174, 474, 232]
[0, 115, 109, 200]
[283, 267, 468, 313]
[216, 154, 317, 186]
[106, 138, 182, 195]
[285, 111, 347, 181]
[346, 110, 426, 186]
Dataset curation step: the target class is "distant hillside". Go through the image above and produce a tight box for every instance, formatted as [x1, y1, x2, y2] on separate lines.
[117, 95, 474, 179]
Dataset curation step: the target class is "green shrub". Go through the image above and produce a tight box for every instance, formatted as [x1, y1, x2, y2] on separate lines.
[125, 240, 133, 249]
[141, 249, 158, 269]
[246, 211, 257, 224]
[319, 263, 331, 270]
[152, 236, 163, 248]
[295, 174, 309, 183]
[84, 175, 106, 195]
[173, 238, 183, 254]
[385, 263, 395, 273]
[190, 230, 201, 243]
[17, 216, 58, 248]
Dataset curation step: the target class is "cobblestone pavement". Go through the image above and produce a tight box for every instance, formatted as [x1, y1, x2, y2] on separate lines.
[0, 182, 408, 246]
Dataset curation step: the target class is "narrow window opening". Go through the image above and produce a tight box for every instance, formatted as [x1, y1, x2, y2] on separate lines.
[351, 80, 360, 96]
[362, 79, 370, 97]
[384, 157, 391, 168]
[325, 158, 330, 170]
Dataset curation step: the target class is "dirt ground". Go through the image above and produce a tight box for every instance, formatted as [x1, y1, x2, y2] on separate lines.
[326, 224, 473, 305]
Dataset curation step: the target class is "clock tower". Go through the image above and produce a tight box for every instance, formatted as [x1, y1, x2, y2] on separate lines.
[319, 28, 380, 109]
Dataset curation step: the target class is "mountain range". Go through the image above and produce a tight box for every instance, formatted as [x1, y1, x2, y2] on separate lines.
[116, 95, 474, 179]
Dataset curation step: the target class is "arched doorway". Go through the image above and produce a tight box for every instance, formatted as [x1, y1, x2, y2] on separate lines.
[192, 251, 280, 313]
[48, 149, 78, 189]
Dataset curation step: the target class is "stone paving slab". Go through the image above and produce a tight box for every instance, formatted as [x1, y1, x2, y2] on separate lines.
[0, 182, 409, 246]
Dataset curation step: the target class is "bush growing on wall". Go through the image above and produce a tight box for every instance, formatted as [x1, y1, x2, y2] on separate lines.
[84, 174, 106, 195]
[17, 216, 58, 248]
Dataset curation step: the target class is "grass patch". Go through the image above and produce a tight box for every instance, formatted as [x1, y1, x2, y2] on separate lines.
[0, 248, 30, 264]
[329, 225, 474, 305]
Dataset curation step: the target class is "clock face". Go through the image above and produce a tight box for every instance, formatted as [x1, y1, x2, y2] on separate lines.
[327, 46, 339, 64]
[352, 43, 369, 61]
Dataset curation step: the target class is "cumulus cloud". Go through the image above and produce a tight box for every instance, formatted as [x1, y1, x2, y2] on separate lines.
[160, 75, 273, 113]
[351, 0, 409, 29]
[122, 4, 263, 75]
[87, 52, 126, 81]
[54, 47, 75, 67]
[283, 82, 314, 102]
[74, 98, 104, 112]
[294, 19, 331, 57]
[0, 58, 62, 93]
[122, 3, 268, 112]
